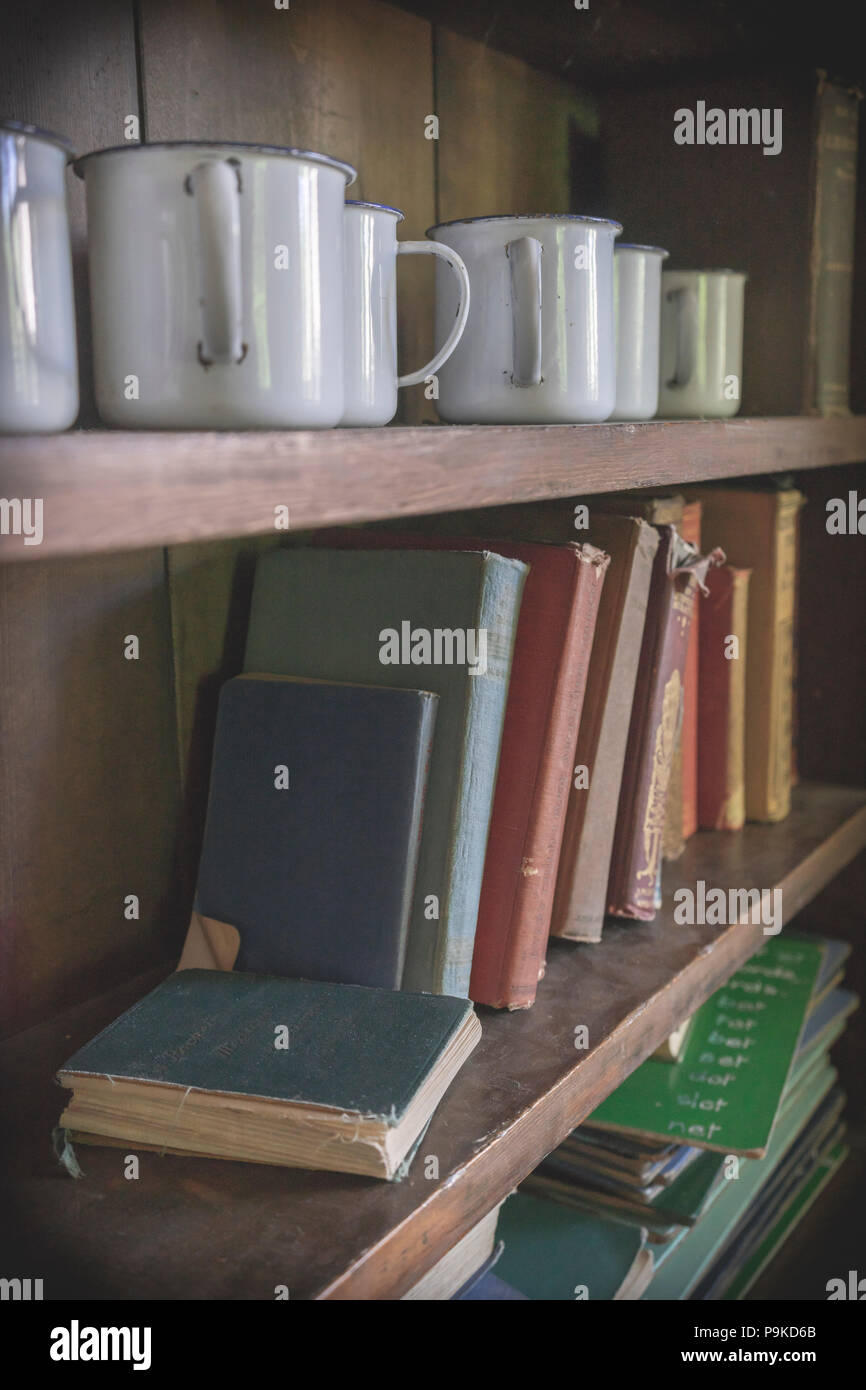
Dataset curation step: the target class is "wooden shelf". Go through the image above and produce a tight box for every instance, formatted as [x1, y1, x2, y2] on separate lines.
[1, 783, 864, 1300]
[1, 416, 865, 562]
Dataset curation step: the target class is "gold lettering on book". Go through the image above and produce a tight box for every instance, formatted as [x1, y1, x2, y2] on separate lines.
[637, 670, 683, 888]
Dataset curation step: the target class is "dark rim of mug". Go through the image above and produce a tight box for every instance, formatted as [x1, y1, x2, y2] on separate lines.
[346, 200, 405, 221]
[617, 244, 670, 257]
[426, 213, 623, 234]
[663, 268, 747, 277]
[0, 120, 77, 159]
[72, 141, 356, 185]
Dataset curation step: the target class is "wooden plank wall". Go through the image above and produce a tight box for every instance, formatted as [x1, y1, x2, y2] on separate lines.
[0, 0, 589, 1037]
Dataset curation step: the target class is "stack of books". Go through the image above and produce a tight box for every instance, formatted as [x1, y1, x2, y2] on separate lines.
[493, 934, 856, 1299]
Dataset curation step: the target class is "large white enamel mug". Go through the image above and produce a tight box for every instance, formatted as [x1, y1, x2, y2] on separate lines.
[426, 213, 621, 424]
[341, 200, 470, 427]
[611, 243, 669, 421]
[0, 121, 79, 433]
[658, 268, 747, 419]
[75, 141, 356, 429]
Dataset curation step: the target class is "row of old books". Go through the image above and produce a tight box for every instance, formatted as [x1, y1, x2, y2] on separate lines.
[488, 934, 857, 1299]
[184, 481, 803, 1009]
[54, 479, 803, 1192]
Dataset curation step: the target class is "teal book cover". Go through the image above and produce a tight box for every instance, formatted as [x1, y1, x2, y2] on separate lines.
[495, 1191, 650, 1300]
[59, 969, 475, 1121]
[243, 547, 528, 996]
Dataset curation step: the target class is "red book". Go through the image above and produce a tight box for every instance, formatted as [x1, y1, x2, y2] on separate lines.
[698, 564, 752, 831]
[313, 527, 609, 1008]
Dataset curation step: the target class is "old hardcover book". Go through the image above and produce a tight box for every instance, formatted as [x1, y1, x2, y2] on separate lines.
[402, 1205, 503, 1300]
[605, 528, 722, 920]
[805, 75, 862, 416]
[244, 547, 527, 997]
[551, 515, 659, 942]
[57, 969, 481, 1181]
[585, 493, 691, 862]
[194, 675, 437, 991]
[664, 499, 702, 857]
[313, 528, 609, 1008]
[687, 486, 804, 823]
[698, 565, 751, 830]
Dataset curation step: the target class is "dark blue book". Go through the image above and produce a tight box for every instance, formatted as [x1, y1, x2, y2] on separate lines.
[195, 675, 437, 990]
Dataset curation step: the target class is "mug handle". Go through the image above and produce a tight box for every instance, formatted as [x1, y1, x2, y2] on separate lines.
[666, 285, 697, 389]
[507, 236, 543, 387]
[185, 159, 246, 366]
[395, 241, 470, 387]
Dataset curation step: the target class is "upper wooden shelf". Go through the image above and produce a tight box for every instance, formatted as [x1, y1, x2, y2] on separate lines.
[1, 416, 865, 562]
[2, 782, 864, 1299]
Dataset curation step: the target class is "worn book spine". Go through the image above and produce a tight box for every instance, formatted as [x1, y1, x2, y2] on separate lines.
[472, 544, 609, 1007]
[551, 516, 659, 941]
[690, 488, 803, 823]
[663, 500, 702, 859]
[606, 529, 704, 920]
[805, 75, 862, 416]
[698, 566, 751, 830]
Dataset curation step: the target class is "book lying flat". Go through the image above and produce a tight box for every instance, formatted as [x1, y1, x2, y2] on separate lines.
[402, 1206, 503, 1300]
[495, 1191, 653, 1301]
[585, 936, 824, 1156]
[313, 528, 609, 1009]
[57, 969, 481, 1181]
[193, 675, 437, 990]
[244, 548, 527, 997]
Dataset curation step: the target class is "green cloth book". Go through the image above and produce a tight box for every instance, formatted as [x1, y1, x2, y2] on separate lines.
[57, 969, 481, 1180]
[244, 547, 528, 996]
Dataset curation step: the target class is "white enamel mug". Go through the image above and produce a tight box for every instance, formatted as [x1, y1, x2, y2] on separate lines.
[658, 269, 747, 419]
[75, 141, 356, 429]
[612, 243, 669, 421]
[0, 122, 79, 433]
[427, 213, 621, 424]
[341, 201, 470, 427]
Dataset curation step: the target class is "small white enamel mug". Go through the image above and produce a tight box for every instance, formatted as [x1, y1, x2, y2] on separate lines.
[75, 141, 356, 429]
[0, 121, 79, 433]
[341, 201, 470, 426]
[427, 213, 621, 424]
[612, 243, 669, 421]
[658, 268, 747, 419]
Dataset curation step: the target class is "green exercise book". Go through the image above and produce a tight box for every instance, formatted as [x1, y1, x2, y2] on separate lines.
[643, 1058, 838, 1298]
[588, 936, 824, 1156]
[57, 969, 482, 1181]
[244, 547, 528, 997]
[495, 1192, 653, 1301]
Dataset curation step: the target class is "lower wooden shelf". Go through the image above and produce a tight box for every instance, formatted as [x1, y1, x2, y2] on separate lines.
[1, 782, 864, 1300]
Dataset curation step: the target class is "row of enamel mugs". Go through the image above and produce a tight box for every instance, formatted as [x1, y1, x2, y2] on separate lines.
[0, 124, 746, 433]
